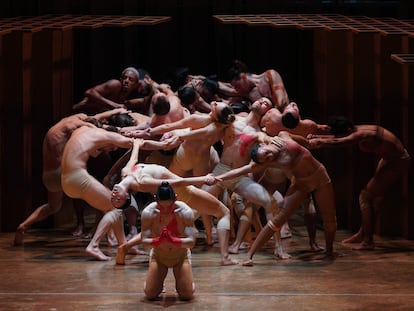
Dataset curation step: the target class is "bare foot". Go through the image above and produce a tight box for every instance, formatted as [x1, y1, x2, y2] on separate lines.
[72, 225, 84, 237]
[128, 246, 147, 256]
[342, 232, 363, 244]
[86, 245, 112, 261]
[274, 246, 291, 259]
[352, 241, 375, 250]
[310, 242, 324, 252]
[239, 242, 250, 250]
[241, 258, 253, 266]
[228, 244, 239, 254]
[14, 225, 25, 246]
[221, 257, 238, 266]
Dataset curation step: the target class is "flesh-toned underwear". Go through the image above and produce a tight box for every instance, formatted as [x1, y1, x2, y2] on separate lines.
[293, 164, 331, 194]
[42, 167, 62, 192]
[150, 248, 191, 268]
[61, 169, 94, 199]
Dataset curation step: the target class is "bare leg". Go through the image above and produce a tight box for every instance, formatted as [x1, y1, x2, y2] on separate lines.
[305, 213, 324, 252]
[14, 203, 52, 245]
[116, 233, 143, 265]
[72, 199, 86, 237]
[217, 228, 237, 265]
[124, 205, 139, 241]
[14, 191, 63, 245]
[85, 210, 121, 261]
[201, 214, 214, 246]
[229, 218, 251, 254]
[242, 224, 275, 266]
[343, 189, 375, 248]
[280, 222, 292, 239]
[342, 228, 363, 244]
[352, 206, 375, 250]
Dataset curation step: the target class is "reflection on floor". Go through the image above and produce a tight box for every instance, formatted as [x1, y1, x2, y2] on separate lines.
[1, 219, 414, 311]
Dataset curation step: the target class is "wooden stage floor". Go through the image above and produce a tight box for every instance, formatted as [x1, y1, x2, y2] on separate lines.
[1, 219, 414, 311]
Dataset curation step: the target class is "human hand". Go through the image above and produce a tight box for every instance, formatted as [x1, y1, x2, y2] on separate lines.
[153, 227, 181, 247]
[162, 135, 183, 150]
[204, 173, 222, 186]
[306, 137, 322, 149]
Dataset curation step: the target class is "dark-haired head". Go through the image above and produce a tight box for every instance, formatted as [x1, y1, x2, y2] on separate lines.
[152, 94, 170, 116]
[202, 79, 218, 95]
[282, 112, 299, 129]
[84, 117, 103, 128]
[178, 86, 198, 107]
[108, 113, 135, 128]
[228, 60, 248, 82]
[327, 116, 355, 136]
[156, 181, 176, 201]
[250, 143, 261, 163]
[231, 102, 251, 114]
[216, 105, 235, 125]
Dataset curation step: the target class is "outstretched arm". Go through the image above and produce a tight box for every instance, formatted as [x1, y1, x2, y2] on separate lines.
[92, 108, 129, 121]
[307, 132, 359, 149]
[139, 174, 217, 189]
[149, 114, 201, 137]
[121, 138, 142, 176]
[216, 162, 264, 181]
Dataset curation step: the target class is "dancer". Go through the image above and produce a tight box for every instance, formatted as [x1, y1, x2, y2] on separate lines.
[308, 118, 410, 250]
[141, 182, 197, 301]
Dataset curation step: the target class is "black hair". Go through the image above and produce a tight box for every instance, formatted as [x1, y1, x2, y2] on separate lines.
[202, 79, 219, 95]
[228, 59, 249, 81]
[156, 181, 176, 201]
[250, 143, 261, 163]
[327, 116, 355, 136]
[104, 125, 119, 133]
[177, 86, 197, 107]
[169, 66, 190, 91]
[108, 113, 135, 127]
[84, 117, 103, 128]
[137, 68, 150, 80]
[152, 96, 170, 115]
[282, 112, 299, 129]
[231, 102, 250, 114]
[216, 105, 236, 125]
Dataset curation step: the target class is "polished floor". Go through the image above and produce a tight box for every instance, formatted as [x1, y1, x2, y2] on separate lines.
[1, 215, 414, 311]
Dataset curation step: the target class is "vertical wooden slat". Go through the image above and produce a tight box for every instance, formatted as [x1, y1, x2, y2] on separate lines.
[1, 30, 25, 232]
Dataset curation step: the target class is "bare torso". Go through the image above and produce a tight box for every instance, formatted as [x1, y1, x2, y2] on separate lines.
[221, 116, 261, 168]
[142, 201, 193, 253]
[249, 70, 288, 110]
[42, 114, 91, 171]
[355, 125, 407, 160]
[61, 126, 131, 174]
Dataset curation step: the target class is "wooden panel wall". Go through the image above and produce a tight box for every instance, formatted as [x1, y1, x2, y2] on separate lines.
[0, 15, 171, 232]
[0, 4, 414, 241]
